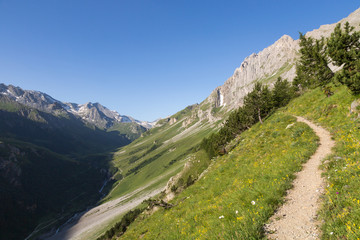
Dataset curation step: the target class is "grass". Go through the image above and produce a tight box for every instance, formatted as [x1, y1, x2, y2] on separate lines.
[108, 122, 146, 141]
[103, 114, 216, 202]
[259, 63, 294, 84]
[284, 85, 360, 239]
[120, 112, 319, 239]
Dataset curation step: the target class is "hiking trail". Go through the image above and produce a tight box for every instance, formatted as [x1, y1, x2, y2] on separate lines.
[265, 116, 335, 240]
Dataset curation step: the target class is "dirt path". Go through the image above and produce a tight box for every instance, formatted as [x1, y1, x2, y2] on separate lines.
[265, 116, 335, 240]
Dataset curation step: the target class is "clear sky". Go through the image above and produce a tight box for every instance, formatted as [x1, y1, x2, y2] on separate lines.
[0, 1, 359, 121]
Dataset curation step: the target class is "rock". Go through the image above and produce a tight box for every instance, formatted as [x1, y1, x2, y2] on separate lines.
[350, 99, 360, 115]
[286, 123, 295, 129]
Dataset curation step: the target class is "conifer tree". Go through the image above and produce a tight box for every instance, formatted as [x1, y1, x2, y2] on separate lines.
[293, 33, 333, 89]
[327, 22, 360, 94]
[272, 77, 293, 108]
[243, 83, 272, 124]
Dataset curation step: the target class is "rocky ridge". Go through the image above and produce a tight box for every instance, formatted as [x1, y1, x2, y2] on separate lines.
[0, 83, 155, 129]
[198, 8, 360, 119]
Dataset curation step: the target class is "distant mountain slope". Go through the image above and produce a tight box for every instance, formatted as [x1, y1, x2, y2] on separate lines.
[0, 94, 131, 155]
[0, 83, 154, 130]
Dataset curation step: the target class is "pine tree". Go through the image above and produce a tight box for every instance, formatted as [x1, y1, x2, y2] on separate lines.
[272, 77, 293, 108]
[327, 22, 360, 94]
[294, 33, 334, 89]
[243, 83, 272, 124]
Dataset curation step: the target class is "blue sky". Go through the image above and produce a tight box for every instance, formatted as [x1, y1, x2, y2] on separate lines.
[0, 1, 359, 121]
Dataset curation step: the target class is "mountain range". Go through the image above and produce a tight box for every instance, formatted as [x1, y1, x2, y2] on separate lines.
[0, 83, 156, 130]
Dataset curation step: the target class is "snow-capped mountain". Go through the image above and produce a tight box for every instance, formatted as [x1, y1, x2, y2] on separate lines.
[0, 83, 155, 129]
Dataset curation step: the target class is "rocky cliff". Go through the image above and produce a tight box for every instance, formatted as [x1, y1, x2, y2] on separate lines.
[200, 8, 360, 116]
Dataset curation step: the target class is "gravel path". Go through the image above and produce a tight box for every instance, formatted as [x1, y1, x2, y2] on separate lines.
[265, 116, 335, 240]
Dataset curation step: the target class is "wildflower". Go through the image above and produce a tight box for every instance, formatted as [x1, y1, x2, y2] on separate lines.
[235, 210, 238, 214]
[236, 216, 243, 221]
[219, 215, 224, 219]
[336, 192, 339, 194]
[251, 201, 256, 205]
[330, 232, 334, 235]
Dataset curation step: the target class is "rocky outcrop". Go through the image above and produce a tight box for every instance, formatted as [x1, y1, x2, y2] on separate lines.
[204, 34, 299, 112]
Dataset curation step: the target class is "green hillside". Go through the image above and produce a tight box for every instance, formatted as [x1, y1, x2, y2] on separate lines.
[103, 106, 219, 203]
[103, 85, 359, 240]
[108, 122, 147, 141]
[120, 112, 318, 239]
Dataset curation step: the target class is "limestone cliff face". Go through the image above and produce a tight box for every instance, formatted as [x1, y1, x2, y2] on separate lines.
[201, 8, 360, 115]
[216, 35, 298, 109]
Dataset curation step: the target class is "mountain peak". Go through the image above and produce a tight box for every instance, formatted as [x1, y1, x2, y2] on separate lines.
[277, 34, 294, 42]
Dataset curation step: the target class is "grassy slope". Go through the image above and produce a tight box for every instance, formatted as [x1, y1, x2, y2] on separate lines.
[284, 85, 360, 239]
[108, 122, 147, 141]
[82, 106, 218, 239]
[121, 112, 319, 239]
[103, 113, 217, 203]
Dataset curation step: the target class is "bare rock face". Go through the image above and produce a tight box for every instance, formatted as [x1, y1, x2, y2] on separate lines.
[219, 34, 299, 109]
[199, 34, 299, 116]
[200, 8, 360, 116]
